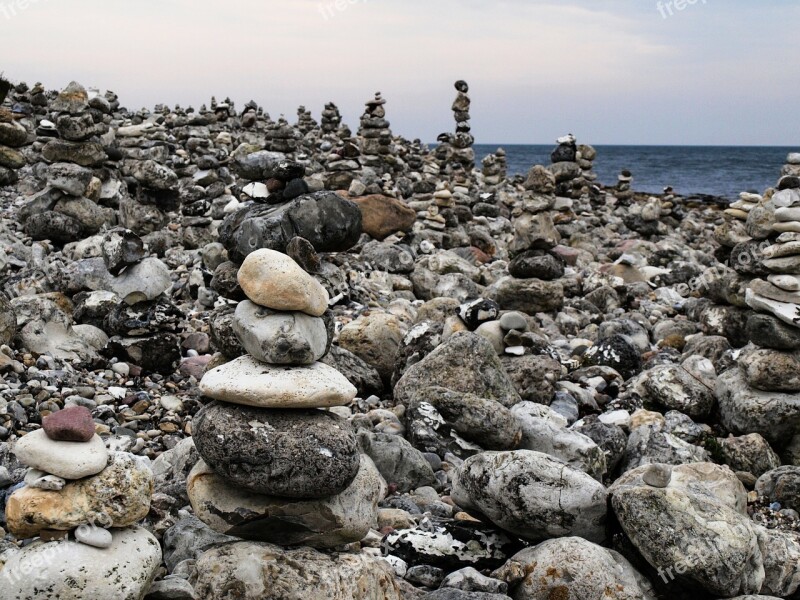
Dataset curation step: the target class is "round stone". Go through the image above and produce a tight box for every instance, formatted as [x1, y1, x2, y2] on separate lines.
[75, 525, 113, 548]
[232, 300, 327, 365]
[642, 464, 672, 488]
[192, 401, 360, 498]
[42, 405, 96, 442]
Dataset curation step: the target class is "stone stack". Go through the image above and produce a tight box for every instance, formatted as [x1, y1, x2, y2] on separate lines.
[265, 115, 298, 153]
[358, 92, 394, 172]
[548, 134, 596, 199]
[188, 248, 385, 547]
[449, 80, 475, 173]
[481, 148, 507, 187]
[3, 405, 160, 597]
[615, 169, 635, 205]
[296, 105, 317, 135]
[0, 80, 28, 187]
[779, 151, 800, 188]
[320, 101, 343, 136]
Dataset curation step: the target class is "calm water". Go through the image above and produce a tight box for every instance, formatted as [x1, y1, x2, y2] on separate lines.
[473, 144, 796, 201]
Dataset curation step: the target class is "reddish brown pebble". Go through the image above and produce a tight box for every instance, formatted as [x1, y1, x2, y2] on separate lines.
[42, 406, 95, 442]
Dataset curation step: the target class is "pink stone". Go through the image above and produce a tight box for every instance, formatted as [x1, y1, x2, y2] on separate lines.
[42, 406, 95, 442]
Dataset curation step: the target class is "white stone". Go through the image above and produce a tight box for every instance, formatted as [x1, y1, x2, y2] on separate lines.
[776, 207, 800, 223]
[0, 526, 160, 599]
[746, 289, 800, 330]
[787, 152, 800, 165]
[599, 409, 632, 429]
[770, 274, 800, 292]
[159, 395, 183, 412]
[24, 468, 66, 491]
[772, 189, 800, 208]
[107, 257, 172, 304]
[12, 430, 108, 480]
[75, 524, 113, 548]
[243, 182, 269, 199]
[200, 355, 357, 408]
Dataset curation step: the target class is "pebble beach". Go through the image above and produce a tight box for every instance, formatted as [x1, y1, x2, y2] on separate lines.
[0, 77, 799, 600]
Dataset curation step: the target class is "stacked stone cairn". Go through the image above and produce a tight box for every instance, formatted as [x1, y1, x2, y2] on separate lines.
[358, 91, 396, 173]
[0, 77, 29, 187]
[706, 158, 800, 460]
[2, 405, 160, 597]
[548, 134, 597, 199]
[480, 147, 507, 187]
[615, 169, 635, 205]
[188, 248, 386, 547]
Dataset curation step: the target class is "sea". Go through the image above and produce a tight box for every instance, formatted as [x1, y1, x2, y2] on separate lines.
[472, 145, 797, 202]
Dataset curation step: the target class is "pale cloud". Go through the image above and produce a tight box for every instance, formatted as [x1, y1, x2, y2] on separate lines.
[1, 0, 798, 144]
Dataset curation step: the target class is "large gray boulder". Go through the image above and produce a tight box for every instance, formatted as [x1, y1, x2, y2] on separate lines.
[452, 450, 608, 543]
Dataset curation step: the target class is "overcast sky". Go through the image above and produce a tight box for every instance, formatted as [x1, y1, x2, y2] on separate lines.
[2, 0, 798, 145]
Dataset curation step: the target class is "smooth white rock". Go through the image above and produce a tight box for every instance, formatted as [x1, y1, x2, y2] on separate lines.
[12, 430, 109, 480]
[74, 524, 113, 548]
[24, 468, 66, 491]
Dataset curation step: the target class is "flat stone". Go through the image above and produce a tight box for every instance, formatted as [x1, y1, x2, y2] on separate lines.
[12, 430, 108, 479]
[42, 405, 95, 442]
[24, 468, 66, 491]
[199, 355, 357, 408]
[187, 454, 384, 548]
[232, 300, 327, 365]
[237, 248, 329, 317]
[192, 402, 359, 498]
[770, 274, 800, 291]
[74, 524, 113, 548]
[746, 289, 800, 330]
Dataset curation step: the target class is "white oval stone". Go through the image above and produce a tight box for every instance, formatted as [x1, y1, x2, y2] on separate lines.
[75, 524, 113, 548]
[237, 248, 329, 316]
[199, 355, 356, 408]
[12, 430, 108, 480]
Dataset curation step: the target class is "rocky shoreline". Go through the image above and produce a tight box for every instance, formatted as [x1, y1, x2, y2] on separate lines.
[0, 78, 799, 599]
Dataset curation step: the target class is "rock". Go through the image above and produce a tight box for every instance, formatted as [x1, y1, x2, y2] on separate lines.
[6, 452, 153, 538]
[756, 466, 800, 512]
[573, 415, 628, 473]
[42, 140, 107, 166]
[484, 277, 564, 314]
[451, 450, 608, 543]
[0, 121, 28, 147]
[237, 248, 329, 317]
[187, 454, 384, 548]
[338, 312, 406, 382]
[493, 537, 656, 600]
[499, 354, 562, 404]
[409, 387, 522, 450]
[507, 250, 565, 280]
[717, 369, 800, 447]
[746, 313, 800, 351]
[739, 347, 800, 392]
[232, 300, 328, 365]
[12, 430, 108, 479]
[440, 567, 508, 595]
[130, 160, 178, 190]
[383, 519, 522, 571]
[162, 516, 236, 571]
[106, 333, 181, 375]
[144, 577, 197, 600]
[102, 228, 146, 276]
[511, 402, 606, 480]
[642, 464, 672, 487]
[321, 344, 384, 398]
[759, 528, 800, 598]
[622, 421, 709, 473]
[353, 194, 417, 240]
[642, 364, 716, 419]
[395, 332, 521, 408]
[219, 191, 363, 262]
[199, 355, 357, 408]
[42, 405, 95, 442]
[189, 541, 402, 600]
[611, 463, 764, 597]
[74, 525, 113, 548]
[105, 257, 172, 304]
[720, 434, 781, 478]
[285, 236, 321, 273]
[24, 211, 83, 244]
[584, 335, 643, 380]
[0, 294, 17, 346]
[192, 402, 359, 498]
[357, 431, 437, 492]
[47, 162, 93, 196]
[0, 526, 161, 600]
[510, 212, 560, 253]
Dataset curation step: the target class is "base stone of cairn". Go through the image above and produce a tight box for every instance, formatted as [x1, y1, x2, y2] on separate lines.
[189, 248, 384, 548]
[2, 405, 159, 599]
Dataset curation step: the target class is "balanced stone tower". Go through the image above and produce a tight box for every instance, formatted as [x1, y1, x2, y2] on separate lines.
[188, 248, 385, 547]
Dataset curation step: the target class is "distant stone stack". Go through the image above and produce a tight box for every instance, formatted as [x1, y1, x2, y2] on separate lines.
[779, 151, 800, 188]
[481, 148, 507, 186]
[549, 134, 596, 199]
[320, 101, 343, 136]
[266, 115, 298, 153]
[0, 81, 28, 187]
[3, 405, 161, 597]
[189, 248, 385, 548]
[615, 169, 635, 205]
[450, 80, 475, 173]
[296, 105, 317, 135]
[358, 91, 394, 171]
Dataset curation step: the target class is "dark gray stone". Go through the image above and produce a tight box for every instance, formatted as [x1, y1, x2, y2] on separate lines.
[192, 402, 360, 498]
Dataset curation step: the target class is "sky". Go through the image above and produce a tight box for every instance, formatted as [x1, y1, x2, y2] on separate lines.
[1, 0, 798, 145]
